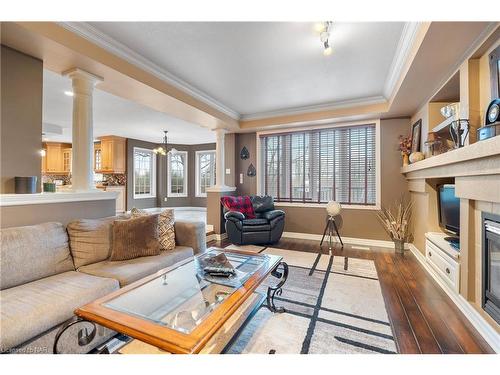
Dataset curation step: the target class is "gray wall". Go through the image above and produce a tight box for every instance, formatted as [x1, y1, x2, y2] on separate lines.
[235, 132, 257, 196]
[126, 138, 216, 210]
[1, 45, 43, 193]
[234, 118, 410, 240]
[0, 199, 116, 228]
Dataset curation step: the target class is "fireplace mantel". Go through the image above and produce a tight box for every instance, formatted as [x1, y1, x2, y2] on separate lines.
[401, 136, 500, 204]
[402, 136, 500, 178]
[401, 135, 500, 348]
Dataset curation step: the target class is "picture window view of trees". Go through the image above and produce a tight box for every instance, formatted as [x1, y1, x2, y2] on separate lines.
[260, 124, 376, 205]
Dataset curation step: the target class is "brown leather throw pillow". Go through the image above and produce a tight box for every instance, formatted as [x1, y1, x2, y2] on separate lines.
[110, 214, 160, 261]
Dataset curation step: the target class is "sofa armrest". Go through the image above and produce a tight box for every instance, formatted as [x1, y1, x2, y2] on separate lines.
[224, 211, 245, 221]
[174, 221, 206, 255]
[262, 209, 285, 221]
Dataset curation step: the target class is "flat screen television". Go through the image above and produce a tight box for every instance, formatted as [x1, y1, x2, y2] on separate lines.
[438, 184, 460, 248]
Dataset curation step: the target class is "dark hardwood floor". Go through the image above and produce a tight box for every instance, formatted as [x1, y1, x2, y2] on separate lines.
[208, 237, 494, 354]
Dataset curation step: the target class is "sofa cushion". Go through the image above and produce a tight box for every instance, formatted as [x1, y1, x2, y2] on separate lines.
[67, 214, 130, 269]
[131, 207, 176, 251]
[0, 222, 74, 290]
[174, 221, 207, 255]
[110, 214, 160, 261]
[78, 246, 194, 287]
[0, 271, 119, 351]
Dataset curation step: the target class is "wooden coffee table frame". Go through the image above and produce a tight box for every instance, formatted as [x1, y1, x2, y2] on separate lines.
[54, 248, 287, 354]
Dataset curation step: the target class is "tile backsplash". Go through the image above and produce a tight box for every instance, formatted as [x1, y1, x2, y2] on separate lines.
[42, 173, 126, 186]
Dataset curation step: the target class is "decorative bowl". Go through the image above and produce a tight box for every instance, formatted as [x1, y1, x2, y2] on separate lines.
[409, 152, 425, 164]
[440, 104, 457, 119]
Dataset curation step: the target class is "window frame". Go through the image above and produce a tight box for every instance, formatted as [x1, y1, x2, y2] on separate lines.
[167, 150, 188, 198]
[195, 150, 216, 198]
[256, 119, 381, 210]
[132, 147, 157, 199]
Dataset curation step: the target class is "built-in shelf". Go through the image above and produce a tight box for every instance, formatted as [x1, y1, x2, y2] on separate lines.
[432, 113, 459, 134]
[401, 135, 500, 175]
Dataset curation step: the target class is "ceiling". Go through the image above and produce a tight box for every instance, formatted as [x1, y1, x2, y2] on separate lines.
[42, 69, 216, 144]
[87, 22, 405, 118]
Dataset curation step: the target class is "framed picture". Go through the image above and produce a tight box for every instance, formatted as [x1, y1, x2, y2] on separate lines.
[411, 119, 422, 153]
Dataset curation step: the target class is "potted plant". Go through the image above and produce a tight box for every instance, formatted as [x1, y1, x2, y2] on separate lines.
[377, 198, 413, 253]
[398, 135, 412, 166]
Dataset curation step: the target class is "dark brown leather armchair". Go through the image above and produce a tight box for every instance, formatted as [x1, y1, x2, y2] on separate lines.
[223, 195, 285, 245]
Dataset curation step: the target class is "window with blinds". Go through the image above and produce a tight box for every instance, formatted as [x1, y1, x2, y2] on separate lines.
[259, 124, 376, 205]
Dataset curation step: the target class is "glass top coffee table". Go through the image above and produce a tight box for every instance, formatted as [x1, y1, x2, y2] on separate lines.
[59, 248, 288, 354]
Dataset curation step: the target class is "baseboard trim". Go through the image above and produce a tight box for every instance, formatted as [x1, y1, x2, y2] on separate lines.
[408, 244, 499, 353]
[214, 233, 227, 241]
[282, 231, 409, 250]
[172, 206, 206, 212]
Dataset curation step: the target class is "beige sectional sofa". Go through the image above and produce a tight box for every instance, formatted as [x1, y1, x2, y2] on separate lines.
[0, 216, 206, 354]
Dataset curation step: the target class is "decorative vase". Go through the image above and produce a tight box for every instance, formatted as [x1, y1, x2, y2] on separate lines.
[402, 153, 409, 166]
[394, 239, 405, 254]
[409, 152, 425, 164]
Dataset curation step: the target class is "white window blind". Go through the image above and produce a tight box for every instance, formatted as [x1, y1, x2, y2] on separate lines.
[259, 124, 376, 205]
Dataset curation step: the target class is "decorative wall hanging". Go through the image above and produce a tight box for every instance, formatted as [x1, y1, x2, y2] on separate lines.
[247, 163, 256, 177]
[410, 119, 422, 153]
[240, 146, 250, 160]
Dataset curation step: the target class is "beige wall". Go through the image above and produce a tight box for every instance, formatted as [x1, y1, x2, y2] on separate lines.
[1, 45, 43, 193]
[234, 118, 410, 240]
[0, 199, 116, 228]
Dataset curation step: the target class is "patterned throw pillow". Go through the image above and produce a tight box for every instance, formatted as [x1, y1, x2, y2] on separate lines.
[131, 208, 176, 251]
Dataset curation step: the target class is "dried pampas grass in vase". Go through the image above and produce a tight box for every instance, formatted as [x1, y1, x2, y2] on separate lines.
[377, 197, 413, 253]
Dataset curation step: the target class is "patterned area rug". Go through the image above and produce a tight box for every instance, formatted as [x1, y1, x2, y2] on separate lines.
[224, 245, 398, 354]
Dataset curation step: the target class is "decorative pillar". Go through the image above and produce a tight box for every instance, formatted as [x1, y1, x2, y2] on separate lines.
[206, 128, 236, 235]
[214, 128, 227, 189]
[63, 68, 102, 192]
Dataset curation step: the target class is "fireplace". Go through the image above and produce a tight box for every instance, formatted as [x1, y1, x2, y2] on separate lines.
[482, 212, 500, 324]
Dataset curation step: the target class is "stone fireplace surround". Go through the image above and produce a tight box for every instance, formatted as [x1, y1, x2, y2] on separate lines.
[402, 135, 500, 352]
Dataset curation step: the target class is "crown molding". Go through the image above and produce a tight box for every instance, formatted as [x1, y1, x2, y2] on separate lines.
[239, 95, 387, 121]
[58, 22, 415, 125]
[58, 22, 241, 121]
[383, 22, 422, 100]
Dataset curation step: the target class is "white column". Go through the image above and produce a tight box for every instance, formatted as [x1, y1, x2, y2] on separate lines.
[63, 68, 102, 192]
[207, 128, 235, 192]
[215, 128, 226, 188]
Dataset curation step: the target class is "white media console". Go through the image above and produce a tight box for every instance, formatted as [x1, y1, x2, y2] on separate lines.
[425, 232, 461, 293]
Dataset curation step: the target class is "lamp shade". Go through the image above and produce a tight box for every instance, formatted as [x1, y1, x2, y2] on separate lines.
[326, 201, 341, 217]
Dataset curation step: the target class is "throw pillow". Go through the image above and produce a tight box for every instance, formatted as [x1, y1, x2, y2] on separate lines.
[131, 208, 176, 251]
[110, 214, 160, 261]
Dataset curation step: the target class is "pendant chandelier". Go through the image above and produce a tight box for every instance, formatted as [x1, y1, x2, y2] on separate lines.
[153, 130, 177, 155]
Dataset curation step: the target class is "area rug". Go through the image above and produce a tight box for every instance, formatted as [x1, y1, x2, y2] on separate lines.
[225, 246, 398, 354]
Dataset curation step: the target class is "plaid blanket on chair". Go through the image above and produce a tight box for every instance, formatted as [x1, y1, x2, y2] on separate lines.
[221, 196, 256, 219]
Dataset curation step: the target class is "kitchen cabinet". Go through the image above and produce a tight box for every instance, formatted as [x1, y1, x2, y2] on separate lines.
[97, 185, 126, 213]
[42, 142, 71, 174]
[94, 145, 102, 171]
[62, 148, 72, 172]
[95, 136, 126, 173]
[106, 186, 126, 213]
